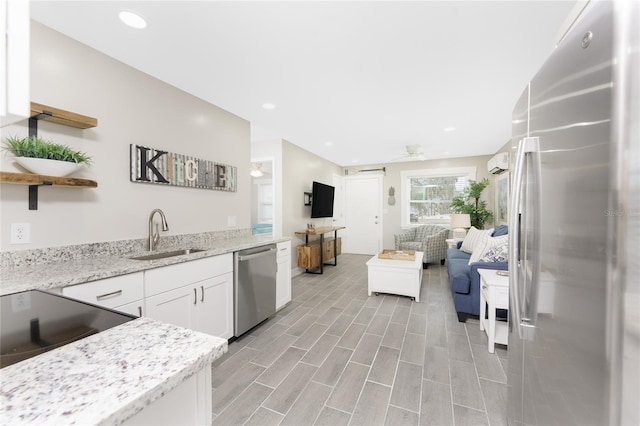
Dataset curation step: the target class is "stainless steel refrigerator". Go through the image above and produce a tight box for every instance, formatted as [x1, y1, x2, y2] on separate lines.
[507, 1, 639, 425]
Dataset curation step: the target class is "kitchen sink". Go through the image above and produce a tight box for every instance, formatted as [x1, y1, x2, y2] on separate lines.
[128, 248, 205, 261]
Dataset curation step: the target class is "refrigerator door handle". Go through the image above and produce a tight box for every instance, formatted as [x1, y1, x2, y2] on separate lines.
[509, 137, 538, 340]
[509, 138, 525, 337]
[522, 137, 541, 331]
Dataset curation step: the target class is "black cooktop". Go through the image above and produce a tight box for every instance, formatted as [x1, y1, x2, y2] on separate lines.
[1, 290, 135, 368]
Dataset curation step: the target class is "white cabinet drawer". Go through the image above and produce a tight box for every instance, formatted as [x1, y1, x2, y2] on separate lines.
[63, 272, 144, 309]
[145, 254, 233, 297]
[277, 241, 291, 260]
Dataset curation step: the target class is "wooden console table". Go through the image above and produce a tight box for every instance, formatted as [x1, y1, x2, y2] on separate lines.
[295, 226, 345, 274]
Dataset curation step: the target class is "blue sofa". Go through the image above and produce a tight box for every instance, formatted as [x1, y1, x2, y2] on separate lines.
[446, 225, 508, 322]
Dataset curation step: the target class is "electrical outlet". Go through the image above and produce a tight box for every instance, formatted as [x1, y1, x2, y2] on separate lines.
[10, 223, 30, 244]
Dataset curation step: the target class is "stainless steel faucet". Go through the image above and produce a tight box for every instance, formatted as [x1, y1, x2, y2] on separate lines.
[148, 209, 169, 251]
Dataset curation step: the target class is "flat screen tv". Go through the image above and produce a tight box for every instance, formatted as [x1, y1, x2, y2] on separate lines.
[311, 181, 335, 218]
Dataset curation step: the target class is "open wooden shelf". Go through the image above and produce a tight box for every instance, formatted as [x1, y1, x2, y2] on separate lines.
[1, 171, 97, 210]
[30, 102, 97, 129]
[0, 171, 97, 188]
[297, 237, 342, 270]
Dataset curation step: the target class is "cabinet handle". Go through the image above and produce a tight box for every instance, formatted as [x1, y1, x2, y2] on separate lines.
[96, 290, 122, 301]
[137, 306, 142, 317]
[193, 288, 197, 305]
[201, 286, 204, 302]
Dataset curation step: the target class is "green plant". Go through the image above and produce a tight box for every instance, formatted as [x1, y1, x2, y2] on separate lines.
[451, 178, 494, 229]
[3, 135, 92, 165]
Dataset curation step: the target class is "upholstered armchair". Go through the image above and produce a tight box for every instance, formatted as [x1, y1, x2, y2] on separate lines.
[394, 225, 449, 268]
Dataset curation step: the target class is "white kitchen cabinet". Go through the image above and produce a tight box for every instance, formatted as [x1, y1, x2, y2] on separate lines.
[62, 272, 144, 317]
[145, 285, 198, 330]
[276, 240, 292, 310]
[123, 364, 211, 426]
[113, 300, 144, 317]
[144, 255, 233, 339]
[1, 0, 30, 127]
[198, 272, 233, 338]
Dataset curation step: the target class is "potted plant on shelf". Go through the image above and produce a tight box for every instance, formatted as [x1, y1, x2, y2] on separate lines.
[3, 135, 92, 177]
[451, 178, 494, 229]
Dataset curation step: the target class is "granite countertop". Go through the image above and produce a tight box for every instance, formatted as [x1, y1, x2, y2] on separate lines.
[1, 234, 289, 296]
[0, 317, 227, 425]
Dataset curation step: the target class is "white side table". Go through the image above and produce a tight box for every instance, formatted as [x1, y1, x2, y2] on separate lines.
[478, 268, 509, 353]
[445, 238, 463, 249]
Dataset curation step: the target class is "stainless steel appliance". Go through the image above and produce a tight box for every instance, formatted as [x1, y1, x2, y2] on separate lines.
[507, 1, 638, 425]
[1, 290, 135, 368]
[234, 245, 277, 337]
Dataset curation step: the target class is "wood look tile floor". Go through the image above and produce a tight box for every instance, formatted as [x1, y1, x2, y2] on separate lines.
[211, 254, 508, 426]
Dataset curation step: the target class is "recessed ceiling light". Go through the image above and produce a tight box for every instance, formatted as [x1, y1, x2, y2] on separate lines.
[324, 141, 334, 147]
[262, 103, 276, 110]
[119, 10, 147, 29]
[443, 126, 456, 132]
[352, 159, 359, 163]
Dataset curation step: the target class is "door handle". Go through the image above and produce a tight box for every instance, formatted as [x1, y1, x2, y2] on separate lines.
[522, 137, 541, 330]
[96, 290, 122, 301]
[238, 248, 276, 261]
[201, 286, 204, 302]
[509, 137, 538, 341]
[509, 138, 525, 338]
[193, 288, 197, 305]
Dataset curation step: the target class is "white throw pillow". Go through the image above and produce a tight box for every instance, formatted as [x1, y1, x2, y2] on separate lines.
[460, 226, 494, 254]
[469, 234, 508, 265]
[480, 243, 509, 263]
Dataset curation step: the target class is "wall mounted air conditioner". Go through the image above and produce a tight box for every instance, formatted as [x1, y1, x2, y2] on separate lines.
[488, 152, 509, 174]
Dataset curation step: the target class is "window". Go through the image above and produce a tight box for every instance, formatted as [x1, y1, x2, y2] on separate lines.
[400, 167, 476, 227]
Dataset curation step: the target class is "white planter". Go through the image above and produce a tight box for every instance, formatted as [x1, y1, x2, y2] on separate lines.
[14, 157, 85, 177]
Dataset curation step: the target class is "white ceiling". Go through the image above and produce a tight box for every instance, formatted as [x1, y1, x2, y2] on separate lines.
[31, 1, 577, 166]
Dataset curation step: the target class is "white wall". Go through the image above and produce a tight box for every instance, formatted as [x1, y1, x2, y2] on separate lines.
[281, 140, 343, 271]
[0, 22, 251, 251]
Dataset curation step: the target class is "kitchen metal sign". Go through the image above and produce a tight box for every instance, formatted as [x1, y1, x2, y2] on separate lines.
[129, 144, 237, 191]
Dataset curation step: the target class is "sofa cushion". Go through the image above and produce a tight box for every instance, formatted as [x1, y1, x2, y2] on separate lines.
[460, 226, 494, 254]
[492, 225, 509, 237]
[447, 247, 471, 261]
[398, 241, 423, 252]
[448, 259, 472, 294]
[469, 234, 508, 265]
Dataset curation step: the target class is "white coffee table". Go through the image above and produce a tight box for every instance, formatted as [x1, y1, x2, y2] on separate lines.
[478, 268, 509, 353]
[366, 251, 424, 302]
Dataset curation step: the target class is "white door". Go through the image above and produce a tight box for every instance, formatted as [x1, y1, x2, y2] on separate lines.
[344, 175, 383, 255]
[332, 174, 345, 227]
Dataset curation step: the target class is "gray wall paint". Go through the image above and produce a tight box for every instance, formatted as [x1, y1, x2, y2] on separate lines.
[0, 22, 250, 250]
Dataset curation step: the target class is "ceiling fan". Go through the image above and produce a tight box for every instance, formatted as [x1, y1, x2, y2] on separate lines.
[391, 144, 427, 162]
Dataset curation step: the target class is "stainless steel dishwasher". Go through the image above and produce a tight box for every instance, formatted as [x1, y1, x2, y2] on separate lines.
[233, 244, 277, 337]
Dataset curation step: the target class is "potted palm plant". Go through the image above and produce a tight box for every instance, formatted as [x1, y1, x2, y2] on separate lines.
[3, 135, 92, 177]
[451, 178, 494, 229]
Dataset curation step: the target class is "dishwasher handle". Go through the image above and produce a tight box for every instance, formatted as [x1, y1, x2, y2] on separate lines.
[237, 247, 277, 262]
